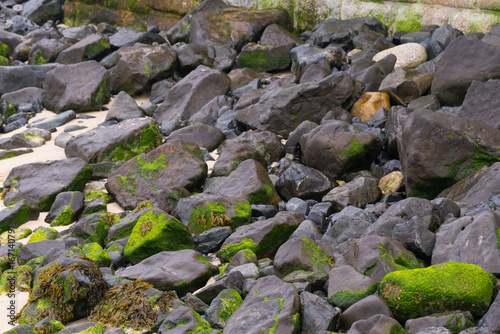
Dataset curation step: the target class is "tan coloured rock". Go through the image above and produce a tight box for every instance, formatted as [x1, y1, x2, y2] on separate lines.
[350, 92, 390, 122]
[372, 43, 427, 70]
[378, 171, 404, 196]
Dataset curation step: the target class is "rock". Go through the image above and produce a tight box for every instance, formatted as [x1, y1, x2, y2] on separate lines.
[379, 69, 434, 106]
[154, 65, 230, 135]
[438, 162, 500, 205]
[45, 191, 84, 227]
[345, 55, 396, 92]
[0, 200, 39, 232]
[431, 36, 500, 107]
[0, 128, 50, 149]
[55, 34, 110, 65]
[0, 227, 32, 245]
[205, 159, 280, 206]
[167, 123, 225, 152]
[228, 67, 260, 91]
[322, 176, 381, 212]
[21, 0, 63, 26]
[171, 193, 251, 236]
[28, 226, 57, 243]
[348, 314, 404, 334]
[117, 249, 217, 294]
[260, 23, 304, 47]
[339, 295, 393, 331]
[0, 148, 34, 160]
[290, 43, 344, 77]
[194, 270, 245, 304]
[223, 275, 300, 333]
[336, 235, 423, 282]
[16, 239, 74, 265]
[432, 211, 500, 275]
[158, 305, 216, 333]
[7, 15, 39, 36]
[373, 43, 427, 70]
[322, 206, 376, 246]
[195, 226, 232, 254]
[0, 87, 44, 109]
[229, 262, 260, 279]
[236, 42, 293, 72]
[300, 291, 340, 333]
[218, 211, 304, 261]
[398, 109, 500, 199]
[189, 7, 290, 51]
[204, 289, 243, 329]
[0, 64, 58, 96]
[458, 79, 500, 129]
[273, 237, 334, 278]
[211, 142, 267, 177]
[407, 95, 441, 111]
[385, 105, 411, 158]
[29, 38, 67, 65]
[3, 158, 92, 211]
[190, 95, 235, 126]
[328, 265, 377, 310]
[60, 25, 96, 44]
[106, 139, 207, 210]
[378, 171, 404, 196]
[405, 311, 474, 334]
[276, 163, 334, 201]
[350, 92, 390, 122]
[65, 117, 160, 163]
[108, 27, 165, 49]
[379, 262, 495, 322]
[43, 61, 110, 113]
[27, 110, 76, 130]
[123, 210, 194, 264]
[224, 130, 284, 163]
[284, 121, 318, 157]
[310, 17, 387, 49]
[391, 216, 436, 260]
[174, 43, 237, 74]
[105, 91, 143, 122]
[109, 45, 177, 96]
[299, 58, 332, 83]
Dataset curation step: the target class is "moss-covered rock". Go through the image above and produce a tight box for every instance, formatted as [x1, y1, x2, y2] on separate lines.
[123, 210, 194, 264]
[84, 190, 112, 203]
[48, 204, 75, 226]
[28, 227, 58, 243]
[205, 289, 243, 328]
[68, 212, 120, 247]
[0, 265, 33, 292]
[158, 305, 219, 334]
[34, 318, 65, 334]
[378, 262, 496, 322]
[82, 243, 112, 267]
[0, 228, 32, 245]
[0, 200, 39, 232]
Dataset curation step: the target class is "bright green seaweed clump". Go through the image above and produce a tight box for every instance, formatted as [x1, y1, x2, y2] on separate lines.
[0, 265, 33, 292]
[84, 190, 112, 203]
[82, 242, 112, 267]
[329, 281, 378, 309]
[124, 210, 194, 264]
[378, 262, 496, 322]
[215, 289, 243, 326]
[218, 238, 258, 262]
[0, 42, 9, 58]
[50, 206, 75, 227]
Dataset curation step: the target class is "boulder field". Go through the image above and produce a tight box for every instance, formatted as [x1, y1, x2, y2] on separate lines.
[1, 0, 500, 333]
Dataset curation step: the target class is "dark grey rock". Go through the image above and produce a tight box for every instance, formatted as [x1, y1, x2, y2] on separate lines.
[276, 163, 334, 201]
[28, 109, 76, 130]
[105, 91, 144, 122]
[300, 291, 340, 333]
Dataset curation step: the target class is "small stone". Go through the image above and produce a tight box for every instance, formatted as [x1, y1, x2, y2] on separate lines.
[378, 171, 404, 196]
[350, 92, 391, 122]
[372, 43, 427, 70]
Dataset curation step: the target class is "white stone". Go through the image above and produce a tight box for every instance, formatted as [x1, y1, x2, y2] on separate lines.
[372, 43, 427, 70]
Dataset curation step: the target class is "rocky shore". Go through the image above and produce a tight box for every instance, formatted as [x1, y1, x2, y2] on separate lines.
[1, 0, 500, 333]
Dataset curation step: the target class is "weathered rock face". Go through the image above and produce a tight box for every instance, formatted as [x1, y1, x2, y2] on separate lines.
[55, 34, 110, 64]
[189, 7, 291, 51]
[3, 158, 92, 212]
[235, 72, 361, 138]
[276, 163, 334, 201]
[174, 43, 237, 74]
[65, 118, 162, 163]
[109, 45, 177, 96]
[106, 139, 207, 210]
[43, 60, 110, 113]
[398, 109, 500, 199]
[458, 79, 500, 129]
[0, 64, 58, 96]
[431, 35, 500, 107]
[300, 121, 383, 180]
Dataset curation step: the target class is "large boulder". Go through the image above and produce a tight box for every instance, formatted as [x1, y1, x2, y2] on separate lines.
[223, 275, 301, 333]
[0, 200, 39, 232]
[154, 65, 230, 135]
[109, 45, 177, 96]
[398, 109, 500, 199]
[378, 262, 495, 322]
[55, 34, 110, 65]
[117, 249, 217, 293]
[21, 0, 63, 25]
[3, 158, 92, 211]
[431, 35, 500, 107]
[65, 118, 162, 163]
[235, 72, 361, 138]
[300, 121, 383, 180]
[458, 79, 500, 130]
[0, 64, 58, 96]
[106, 139, 207, 210]
[189, 7, 290, 51]
[43, 61, 110, 113]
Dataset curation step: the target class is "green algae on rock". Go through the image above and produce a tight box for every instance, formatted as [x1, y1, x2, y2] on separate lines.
[82, 242, 112, 267]
[0, 227, 32, 245]
[378, 262, 496, 322]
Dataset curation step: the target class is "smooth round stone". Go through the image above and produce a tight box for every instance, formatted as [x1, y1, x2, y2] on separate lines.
[372, 43, 427, 70]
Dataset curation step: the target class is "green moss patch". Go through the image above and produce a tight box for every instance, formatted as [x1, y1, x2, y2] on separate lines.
[329, 281, 378, 309]
[188, 200, 251, 236]
[218, 238, 258, 262]
[0, 228, 32, 245]
[28, 227, 58, 243]
[50, 205, 75, 227]
[84, 190, 112, 203]
[0, 265, 33, 292]
[216, 289, 243, 325]
[82, 242, 112, 267]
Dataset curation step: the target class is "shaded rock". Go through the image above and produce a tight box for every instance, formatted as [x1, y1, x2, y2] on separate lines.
[392, 216, 436, 260]
[117, 249, 217, 293]
[167, 123, 225, 152]
[431, 36, 500, 107]
[106, 139, 207, 210]
[235, 72, 360, 138]
[458, 79, 500, 129]
[223, 275, 300, 333]
[0, 199, 39, 232]
[336, 235, 423, 282]
[27, 110, 76, 130]
[150, 79, 176, 105]
[407, 94, 441, 111]
[284, 121, 318, 157]
[65, 117, 161, 163]
[276, 163, 334, 201]
[154, 65, 230, 135]
[28, 38, 67, 65]
[173, 43, 236, 75]
[43, 61, 110, 113]
[55, 34, 110, 65]
[193, 270, 245, 304]
[205, 159, 280, 206]
[16, 239, 69, 265]
[385, 105, 411, 158]
[432, 211, 500, 275]
[322, 176, 381, 212]
[0, 64, 58, 96]
[301, 120, 382, 180]
[3, 158, 92, 211]
[290, 43, 344, 77]
[405, 311, 474, 334]
[345, 55, 396, 92]
[21, 0, 63, 26]
[299, 58, 331, 83]
[45, 191, 84, 227]
[328, 265, 377, 310]
[195, 226, 232, 254]
[373, 43, 427, 70]
[379, 262, 494, 322]
[379, 69, 434, 106]
[218, 211, 304, 261]
[398, 109, 500, 199]
[322, 206, 376, 246]
[348, 314, 404, 334]
[438, 162, 500, 205]
[109, 45, 177, 96]
[236, 42, 293, 72]
[105, 91, 143, 122]
[0, 87, 44, 109]
[189, 95, 235, 126]
[211, 142, 267, 177]
[300, 291, 340, 333]
[339, 295, 393, 331]
[189, 7, 290, 51]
